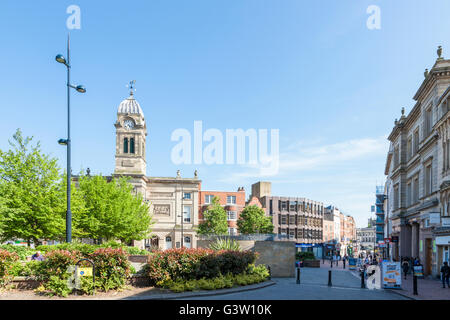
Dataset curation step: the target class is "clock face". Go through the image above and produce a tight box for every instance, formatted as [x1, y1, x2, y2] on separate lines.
[123, 119, 135, 130]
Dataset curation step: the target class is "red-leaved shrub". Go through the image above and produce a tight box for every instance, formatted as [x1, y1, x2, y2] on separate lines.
[0, 249, 19, 287]
[144, 248, 257, 284]
[88, 247, 131, 291]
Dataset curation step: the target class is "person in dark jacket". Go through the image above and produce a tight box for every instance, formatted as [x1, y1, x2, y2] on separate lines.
[441, 261, 450, 288]
[402, 259, 409, 280]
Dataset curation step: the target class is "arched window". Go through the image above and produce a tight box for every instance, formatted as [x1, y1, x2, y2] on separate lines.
[123, 138, 128, 153]
[130, 138, 135, 154]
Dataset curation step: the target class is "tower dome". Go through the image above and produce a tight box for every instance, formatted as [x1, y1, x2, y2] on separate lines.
[117, 92, 144, 117]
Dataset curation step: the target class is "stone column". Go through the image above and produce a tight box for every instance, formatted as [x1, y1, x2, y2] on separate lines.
[411, 223, 419, 258]
[400, 223, 412, 257]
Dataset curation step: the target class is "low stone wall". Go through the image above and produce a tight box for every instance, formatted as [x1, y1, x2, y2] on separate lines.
[196, 240, 256, 251]
[11, 277, 41, 289]
[253, 241, 295, 278]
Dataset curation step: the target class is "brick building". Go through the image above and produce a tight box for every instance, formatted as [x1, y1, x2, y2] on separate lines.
[198, 187, 246, 235]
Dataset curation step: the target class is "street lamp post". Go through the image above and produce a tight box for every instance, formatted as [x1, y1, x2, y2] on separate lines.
[55, 34, 86, 243]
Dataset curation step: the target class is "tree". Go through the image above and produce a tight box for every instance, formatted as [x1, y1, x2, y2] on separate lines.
[76, 174, 153, 243]
[237, 205, 274, 234]
[197, 196, 228, 235]
[0, 129, 68, 245]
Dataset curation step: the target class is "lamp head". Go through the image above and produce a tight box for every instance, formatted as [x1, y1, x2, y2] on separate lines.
[55, 54, 67, 65]
[75, 85, 86, 93]
[58, 139, 68, 146]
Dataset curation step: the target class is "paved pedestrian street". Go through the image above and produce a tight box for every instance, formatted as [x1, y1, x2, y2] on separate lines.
[180, 267, 408, 300]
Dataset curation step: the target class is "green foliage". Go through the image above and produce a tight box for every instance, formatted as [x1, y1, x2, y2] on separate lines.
[89, 247, 131, 291]
[144, 248, 257, 284]
[76, 174, 153, 242]
[160, 271, 269, 293]
[0, 129, 73, 244]
[38, 276, 72, 297]
[38, 250, 81, 281]
[0, 249, 19, 287]
[296, 251, 316, 261]
[197, 196, 228, 235]
[0, 245, 35, 260]
[237, 205, 274, 235]
[36, 242, 149, 256]
[10, 260, 42, 277]
[208, 238, 241, 251]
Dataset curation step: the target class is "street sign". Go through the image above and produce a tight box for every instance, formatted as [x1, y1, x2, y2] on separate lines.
[77, 267, 93, 277]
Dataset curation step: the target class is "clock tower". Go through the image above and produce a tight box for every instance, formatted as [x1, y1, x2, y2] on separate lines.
[114, 82, 147, 176]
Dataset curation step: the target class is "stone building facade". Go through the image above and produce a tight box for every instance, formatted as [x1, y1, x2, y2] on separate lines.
[113, 89, 201, 250]
[386, 48, 450, 277]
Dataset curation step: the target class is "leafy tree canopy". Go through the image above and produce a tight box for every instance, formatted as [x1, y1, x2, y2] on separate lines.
[197, 196, 228, 235]
[237, 205, 274, 235]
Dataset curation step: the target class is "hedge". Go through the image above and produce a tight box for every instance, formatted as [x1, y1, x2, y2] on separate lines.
[143, 248, 258, 285]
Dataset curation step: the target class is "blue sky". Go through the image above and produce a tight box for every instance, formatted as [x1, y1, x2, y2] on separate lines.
[1, 0, 450, 227]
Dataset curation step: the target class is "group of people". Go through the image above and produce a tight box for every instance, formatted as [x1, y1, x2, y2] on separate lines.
[329, 253, 349, 267]
[400, 256, 423, 279]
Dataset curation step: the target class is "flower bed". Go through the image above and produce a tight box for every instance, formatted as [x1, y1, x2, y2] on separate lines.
[143, 248, 269, 292]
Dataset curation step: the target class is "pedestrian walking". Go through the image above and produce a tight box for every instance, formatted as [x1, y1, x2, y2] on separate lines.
[402, 259, 409, 280]
[441, 261, 450, 288]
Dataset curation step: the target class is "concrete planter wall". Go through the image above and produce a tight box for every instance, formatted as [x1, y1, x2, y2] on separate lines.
[302, 260, 320, 268]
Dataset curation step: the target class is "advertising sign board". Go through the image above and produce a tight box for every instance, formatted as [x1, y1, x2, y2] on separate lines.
[348, 258, 357, 270]
[381, 261, 401, 289]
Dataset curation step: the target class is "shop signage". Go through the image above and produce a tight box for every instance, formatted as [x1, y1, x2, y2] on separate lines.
[381, 261, 401, 289]
[442, 217, 450, 227]
[429, 212, 440, 225]
[436, 236, 450, 245]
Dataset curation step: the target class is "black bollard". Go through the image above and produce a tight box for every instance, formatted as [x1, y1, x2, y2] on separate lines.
[361, 271, 365, 288]
[328, 270, 332, 286]
[296, 267, 301, 284]
[343, 259, 346, 269]
[413, 275, 418, 295]
[268, 265, 271, 280]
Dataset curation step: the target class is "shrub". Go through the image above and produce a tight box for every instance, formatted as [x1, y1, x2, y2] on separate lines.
[163, 272, 268, 293]
[36, 242, 149, 256]
[88, 247, 131, 291]
[196, 250, 258, 279]
[296, 251, 315, 261]
[208, 238, 241, 251]
[144, 248, 257, 284]
[0, 245, 35, 260]
[247, 264, 270, 278]
[38, 250, 81, 281]
[0, 249, 19, 287]
[144, 248, 211, 284]
[38, 276, 72, 297]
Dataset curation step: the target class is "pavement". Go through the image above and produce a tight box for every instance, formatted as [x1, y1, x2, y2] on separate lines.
[385, 273, 450, 300]
[181, 263, 408, 300]
[320, 259, 450, 300]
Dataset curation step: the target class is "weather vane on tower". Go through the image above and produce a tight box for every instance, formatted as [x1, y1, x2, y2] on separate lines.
[127, 80, 136, 96]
